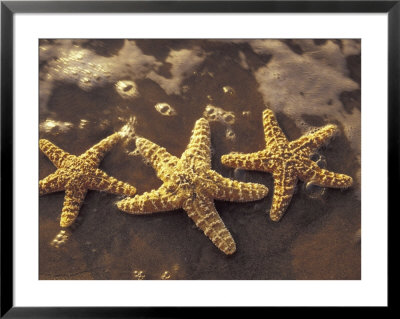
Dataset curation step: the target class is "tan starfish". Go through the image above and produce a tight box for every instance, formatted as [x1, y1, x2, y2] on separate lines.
[39, 132, 137, 227]
[221, 109, 353, 222]
[117, 118, 268, 255]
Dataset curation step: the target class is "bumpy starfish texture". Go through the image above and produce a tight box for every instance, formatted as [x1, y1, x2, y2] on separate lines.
[39, 132, 137, 227]
[221, 109, 353, 222]
[117, 118, 268, 255]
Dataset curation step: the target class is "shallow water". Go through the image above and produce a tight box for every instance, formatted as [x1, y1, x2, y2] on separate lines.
[39, 39, 360, 280]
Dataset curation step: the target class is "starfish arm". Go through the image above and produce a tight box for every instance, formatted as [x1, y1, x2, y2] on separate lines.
[297, 159, 353, 188]
[183, 195, 236, 255]
[39, 172, 66, 195]
[270, 167, 298, 222]
[60, 185, 87, 227]
[135, 137, 179, 182]
[39, 139, 70, 168]
[289, 124, 338, 157]
[117, 184, 183, 214]
[181, 118, 212, 169]
[86, 169, 137, 196]
[262, 109, 288, 147]
[80, 132, 121, 167]
[221, 150, 272, 172]
[203, 171, 268, 202]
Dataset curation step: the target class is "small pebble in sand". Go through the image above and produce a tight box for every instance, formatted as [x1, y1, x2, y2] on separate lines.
[50, 230, 69, 248]
[79, 119, 89, 129]
[132, 270, 146, 280]
[225, 127, 236, 141]
[161, 271, 171, 280]
[154, 102, 177, 116]
[115, 80, 140, 99]
[223, 114, 235, 125]
[222, 85, 235, 95]
[203, 104, 235, 125]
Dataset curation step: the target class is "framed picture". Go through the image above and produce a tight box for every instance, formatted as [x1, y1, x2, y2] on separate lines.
[1, 0, 394, 316]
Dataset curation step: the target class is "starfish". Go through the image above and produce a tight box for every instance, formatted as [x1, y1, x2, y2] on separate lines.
[221, 109, 353, 222]
[39, 132, 137, 227]
[117, 118, 268, 255]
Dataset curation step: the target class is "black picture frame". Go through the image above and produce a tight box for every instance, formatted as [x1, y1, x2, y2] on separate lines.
[1, 0, 396, 317]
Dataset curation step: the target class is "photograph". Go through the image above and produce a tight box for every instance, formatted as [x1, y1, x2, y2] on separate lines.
[38, 38, 361, 280]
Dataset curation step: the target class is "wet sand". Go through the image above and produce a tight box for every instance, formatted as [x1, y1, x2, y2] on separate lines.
[39, 39, 360, 280]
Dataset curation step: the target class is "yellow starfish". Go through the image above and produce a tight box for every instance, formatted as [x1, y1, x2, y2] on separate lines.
[39, 132, 137, 227]
[221, 109, 353, 222]
[117, 118, 268, 255]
